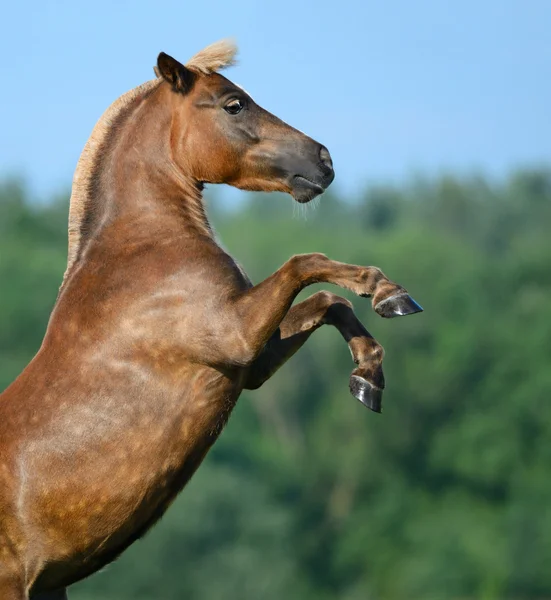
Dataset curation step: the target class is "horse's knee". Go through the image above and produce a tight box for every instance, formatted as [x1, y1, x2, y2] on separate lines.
[314, 290, 351, 307]
[317, 291, 353, 326]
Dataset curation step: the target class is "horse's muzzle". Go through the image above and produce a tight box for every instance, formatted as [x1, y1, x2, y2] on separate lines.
[291, 144, 335, 203]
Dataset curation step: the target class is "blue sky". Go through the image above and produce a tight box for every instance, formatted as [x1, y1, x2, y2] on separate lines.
[0, 0, 549, 201]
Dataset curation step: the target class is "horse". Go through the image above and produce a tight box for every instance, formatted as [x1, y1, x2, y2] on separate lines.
[0, 40, 422, 599]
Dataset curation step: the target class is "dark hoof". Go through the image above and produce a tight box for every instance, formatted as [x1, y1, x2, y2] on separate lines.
[374, 293, 423, 319]
[349, 375, 383, 413]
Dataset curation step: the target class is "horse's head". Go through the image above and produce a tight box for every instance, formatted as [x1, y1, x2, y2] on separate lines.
[156, 41, 334, 203]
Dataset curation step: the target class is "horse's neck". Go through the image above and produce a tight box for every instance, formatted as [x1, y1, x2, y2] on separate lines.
[64, 86, 213, 285]
[92, 92, 212, 240]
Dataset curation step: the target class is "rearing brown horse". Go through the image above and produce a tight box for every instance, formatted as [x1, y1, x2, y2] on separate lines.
[0, 40, 422, 599]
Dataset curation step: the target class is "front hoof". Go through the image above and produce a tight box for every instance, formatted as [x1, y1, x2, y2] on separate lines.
[349, 375, 383, 413]
[374, 293, 423, 319]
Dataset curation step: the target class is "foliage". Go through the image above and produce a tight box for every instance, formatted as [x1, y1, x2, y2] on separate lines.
[1, 170, 550, 599]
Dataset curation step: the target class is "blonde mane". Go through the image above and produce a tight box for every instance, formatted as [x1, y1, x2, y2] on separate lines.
[61, 39, 238, 290]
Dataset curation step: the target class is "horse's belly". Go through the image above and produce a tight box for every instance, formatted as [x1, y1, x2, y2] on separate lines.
[26, 372, 241, 592]
[32, 438, 212, 591]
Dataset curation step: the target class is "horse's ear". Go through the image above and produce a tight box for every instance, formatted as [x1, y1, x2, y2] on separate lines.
[156, 52, 196, 93]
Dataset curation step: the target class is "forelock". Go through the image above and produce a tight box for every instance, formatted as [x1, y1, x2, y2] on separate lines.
[185, 39, 238, 75]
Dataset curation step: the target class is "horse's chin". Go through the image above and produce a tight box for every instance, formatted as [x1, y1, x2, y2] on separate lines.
[291, 176, 325, 203]
[293, 191, 321, 204]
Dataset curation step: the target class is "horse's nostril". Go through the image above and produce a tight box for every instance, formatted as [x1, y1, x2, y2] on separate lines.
[319, 145, 333, 171]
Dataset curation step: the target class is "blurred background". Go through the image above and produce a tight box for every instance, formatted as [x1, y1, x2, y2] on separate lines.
[1, 1, 550, 598]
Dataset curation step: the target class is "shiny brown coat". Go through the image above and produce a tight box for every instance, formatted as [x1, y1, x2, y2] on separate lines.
[0, 42, 421, 599]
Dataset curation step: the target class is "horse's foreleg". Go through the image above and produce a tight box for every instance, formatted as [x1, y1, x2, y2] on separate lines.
[231, 252, 421, 364]
[244, 290, 385, 411]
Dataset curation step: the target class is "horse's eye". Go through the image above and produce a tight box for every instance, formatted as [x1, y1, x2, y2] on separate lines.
[224, 99, 244, 115]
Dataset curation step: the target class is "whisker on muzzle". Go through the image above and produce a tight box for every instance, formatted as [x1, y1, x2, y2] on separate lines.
[291, 194, 321, 221]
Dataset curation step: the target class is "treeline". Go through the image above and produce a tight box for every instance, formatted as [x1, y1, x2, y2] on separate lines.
[1, 170, 550, 599]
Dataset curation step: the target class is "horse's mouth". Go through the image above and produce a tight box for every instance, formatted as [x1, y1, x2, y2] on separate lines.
[292, 175, 326, 203]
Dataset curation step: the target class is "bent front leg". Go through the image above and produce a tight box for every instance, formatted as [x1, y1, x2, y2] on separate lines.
[230, 252, 422, 365]
[244, 291, 385, 412]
